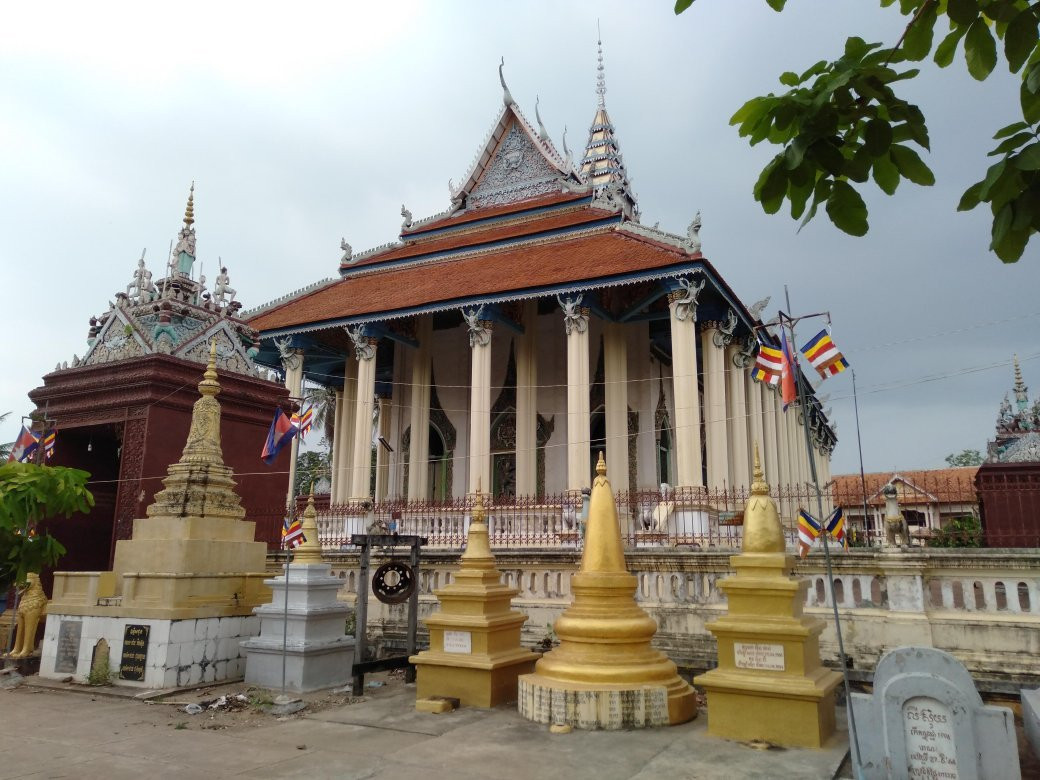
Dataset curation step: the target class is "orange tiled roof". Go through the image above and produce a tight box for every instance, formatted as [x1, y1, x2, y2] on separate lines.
[250, 229, 694, 333]
[401, 191, 589, 235]
[833, 467, 979, 506]
[349, 205, 616, 268]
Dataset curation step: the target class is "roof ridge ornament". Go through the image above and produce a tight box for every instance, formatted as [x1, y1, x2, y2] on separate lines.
[184, 181, 195, 227]
[685, 210, 702, 253]
[535, 95, 549, 142]
[499, 57, 514, 107]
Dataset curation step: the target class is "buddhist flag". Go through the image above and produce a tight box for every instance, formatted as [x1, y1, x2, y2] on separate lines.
[42, 429, 56, 460]
[752, 341, 782, 386]
[293, 403, 314, 440]
[800, 329, 849, 379]
[262, 408, 297, 464]
[826, 507, 848, 550]
[281, 516, 306, 549]
[779, 327, 798, 410]
[8, 426, 39, 463]
[797, 509, 822, 558]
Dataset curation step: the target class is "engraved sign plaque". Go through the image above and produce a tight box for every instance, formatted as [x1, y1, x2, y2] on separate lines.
[903, 697, 959, 779]
[118, 624, 150, 681]
[443, 630, 472, 654]
[55, 621, 82, 674]
[734, 641, 786, 671]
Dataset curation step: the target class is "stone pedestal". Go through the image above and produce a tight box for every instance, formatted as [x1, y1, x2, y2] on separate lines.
[242, 563, 354, 693]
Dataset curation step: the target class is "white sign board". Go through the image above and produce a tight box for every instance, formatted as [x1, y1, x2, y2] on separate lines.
[733, 642, 786, 671]
[903, 697, 959, 779]
[443, 630, 472, 654]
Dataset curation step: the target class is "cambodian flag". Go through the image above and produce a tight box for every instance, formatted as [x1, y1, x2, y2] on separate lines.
[8, 426, 39, 463]
[261, 408, 297, 465]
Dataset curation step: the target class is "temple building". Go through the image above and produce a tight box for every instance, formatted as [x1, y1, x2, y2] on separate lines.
[246, 49, 837, 531]
[28, 187, 290, 584]
[977, 356, 1040, 546]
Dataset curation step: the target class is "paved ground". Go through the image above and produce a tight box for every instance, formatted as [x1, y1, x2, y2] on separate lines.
[0, 677, 849, 780]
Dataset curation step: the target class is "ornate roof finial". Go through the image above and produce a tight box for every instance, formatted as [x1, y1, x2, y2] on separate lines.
[1013, 353, 1029, 412]
[596, 21, 606, 109]
[535, 95, 549, 142]
[183, 181, 195, 227]
[562, 125, 570, 158]
[200, 339, 220, 397]
[499, 57, 514, 107]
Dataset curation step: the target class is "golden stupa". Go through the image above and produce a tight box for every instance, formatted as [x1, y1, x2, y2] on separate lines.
[411, 488, 539, 708]
[694, 445, 841, 748]
[518, 454, 696, 729]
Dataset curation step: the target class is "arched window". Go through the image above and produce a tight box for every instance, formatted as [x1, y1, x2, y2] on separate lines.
[658, 427, 672, 487]
[428, 424, 448, 501]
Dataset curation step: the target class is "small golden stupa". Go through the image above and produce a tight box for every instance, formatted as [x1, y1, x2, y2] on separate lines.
[518, 454, 696, 729]
[694, 445, 841, 748]
[411, 487, 539, 708]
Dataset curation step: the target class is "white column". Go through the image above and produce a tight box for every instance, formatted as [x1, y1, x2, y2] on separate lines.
[374, 396, 391, 501]
[333, 357, 357, 504]
[761, 383, 779, 486]
[466, 311, 493, 495]
[725, 344, 750, 491]
[407, 317, 432, 501]
[561, 296, 591, 492]
[281, 347, 305, 508]
[604, 321, 629, 495]
[667, 287, 703, 487]
[349, 329, 378, 501]
[515, 301, 538, 497]
[701, 327, 728, 490]
[329, 389, 345, 499]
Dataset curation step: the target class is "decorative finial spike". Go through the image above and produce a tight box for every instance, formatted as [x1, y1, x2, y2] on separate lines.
[753, 442, 763, 481]
[595, 23, 606, 109]
[183, 182, 195, 227]
[499, 57, 514, 107]
[596, 451, 606, 476]
[535, 95, 549, 141]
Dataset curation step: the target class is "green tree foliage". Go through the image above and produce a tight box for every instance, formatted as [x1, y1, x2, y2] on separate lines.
[676, 0, 1040, 262]
[927, 514, 983, 546]
[294, 450, 331, 496]
[0, 462, 94, 588]
[944, 448, 985, 466]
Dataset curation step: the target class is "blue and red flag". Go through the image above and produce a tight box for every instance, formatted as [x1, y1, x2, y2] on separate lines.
[262, 408, 297, 465]
[8, 426, 39, 463]
[779, 326, 798, 411]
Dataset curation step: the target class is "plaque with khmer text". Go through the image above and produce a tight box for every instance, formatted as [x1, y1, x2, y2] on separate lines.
[119, 624, 150, 681]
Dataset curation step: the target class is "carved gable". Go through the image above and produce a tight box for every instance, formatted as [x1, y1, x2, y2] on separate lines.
[469, 121, 566, 209]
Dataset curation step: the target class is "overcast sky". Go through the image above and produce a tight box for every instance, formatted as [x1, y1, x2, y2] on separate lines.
[2, 1, 1037, 475]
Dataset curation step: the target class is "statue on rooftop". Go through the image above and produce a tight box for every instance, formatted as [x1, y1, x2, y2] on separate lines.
[340, 238, 352, 264]
[213, 266, 236, 306]
[126, 256, 156, 304]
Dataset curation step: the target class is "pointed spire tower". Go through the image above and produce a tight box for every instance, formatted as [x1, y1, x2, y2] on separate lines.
[580, 31, 637, 218]
[171, 182, 198, 277]
[1013, 354, 1029, 413]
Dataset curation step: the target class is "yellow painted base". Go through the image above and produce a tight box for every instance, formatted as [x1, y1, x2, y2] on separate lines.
[411, 649, 538, 708]
[694, 667, 840, 748]
[518, 672, 696, 728]
[415, 696, 459, 713]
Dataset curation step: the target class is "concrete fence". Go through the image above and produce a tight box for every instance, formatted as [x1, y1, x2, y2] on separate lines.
[296, 547, 1040, 692]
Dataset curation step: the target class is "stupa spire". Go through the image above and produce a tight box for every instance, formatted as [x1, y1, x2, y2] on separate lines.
[1014, 354, 1029, 412]
[580, 30, 638, 218]
[183, 181, 195, 227]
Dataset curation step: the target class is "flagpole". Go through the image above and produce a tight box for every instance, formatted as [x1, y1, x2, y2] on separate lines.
[783, 287, 862, 777]
[280, 506, 293, 703]
[851, 370, 871, 543]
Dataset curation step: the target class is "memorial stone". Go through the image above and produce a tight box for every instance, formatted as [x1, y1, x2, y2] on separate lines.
[54, 621, 82, 674]
[90, 639, 110, 681]
[119, 625, 149, 681]
[851, 646, 1020, 780]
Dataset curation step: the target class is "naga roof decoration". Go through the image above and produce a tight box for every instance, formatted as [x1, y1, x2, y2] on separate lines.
[62, 186, 263, 378]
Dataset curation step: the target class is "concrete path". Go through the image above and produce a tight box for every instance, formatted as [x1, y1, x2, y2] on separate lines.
[0, 682, 848, 779]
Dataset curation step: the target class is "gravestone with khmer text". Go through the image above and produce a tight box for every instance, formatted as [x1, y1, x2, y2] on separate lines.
[851, 646, 1019, 779]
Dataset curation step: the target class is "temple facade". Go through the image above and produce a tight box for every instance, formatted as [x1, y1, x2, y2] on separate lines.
[247, 53, 836, 530]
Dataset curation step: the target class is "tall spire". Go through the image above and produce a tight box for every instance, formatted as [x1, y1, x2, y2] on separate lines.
[596, 21, 606, 109]
[580, 28, 637, 218]
[1014, 354, 1029, 412]
[183, 181, 195, 227]
[499, 57, 514, 107]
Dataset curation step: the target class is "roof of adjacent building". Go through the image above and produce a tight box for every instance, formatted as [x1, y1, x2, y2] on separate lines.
[833, 468, 980, 507]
